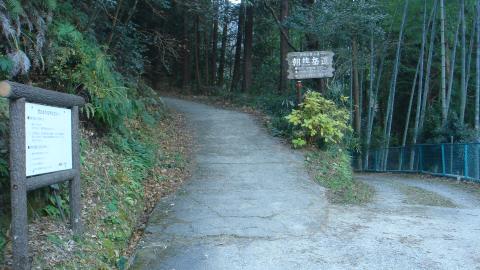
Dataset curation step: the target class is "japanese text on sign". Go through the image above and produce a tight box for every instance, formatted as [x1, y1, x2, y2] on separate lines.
[287, 51, 335, 79]
[25, 103, 72, 177]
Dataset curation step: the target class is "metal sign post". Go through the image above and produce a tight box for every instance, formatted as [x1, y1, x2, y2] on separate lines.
[0, 81, 85, 270]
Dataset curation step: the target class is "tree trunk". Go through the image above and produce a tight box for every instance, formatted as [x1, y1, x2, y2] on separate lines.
[194, 15, 202, 92]
[476, 0, 480, 179]
[400, 61, 419, 171]
[230, 0, 246, 92]
[447, 8, 461, 119]
[124, 0, 139, 26]
[402, 60, 420, 147]
[218, 0, 230, 86]
[279, 0, 289, 93]
[440, 0, 447, 125]
[242, 2, 254, 93]
[383, 0, 409, 170]
[210, 0, 219, 85]
[302, 0, 322, 92]
[476, 0, 480, 132]
[204, 30, 210, 87]
[419, 0, 439, 137]
[365, 30, 386, 170]
[411, 0, 431, 169]
[352, 36, 362, 169]
[365, 30, 375, 170]
[360, 68, 364, 129]
[106, 0, 124, 49]
[460, 0, 468, 125]
[182, 13, 192, 90]
[465, 9, 477, 111]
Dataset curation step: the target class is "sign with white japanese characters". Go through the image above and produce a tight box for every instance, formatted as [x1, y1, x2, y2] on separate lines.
[287, 51, 334, 79]
[25, 103, 72, 177]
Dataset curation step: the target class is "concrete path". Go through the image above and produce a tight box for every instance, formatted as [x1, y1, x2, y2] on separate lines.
[131, 98, 480, 270]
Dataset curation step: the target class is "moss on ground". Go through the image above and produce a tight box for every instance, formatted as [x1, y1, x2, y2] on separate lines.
[394, 183, 457, 207]
[306, 149, 374, 204]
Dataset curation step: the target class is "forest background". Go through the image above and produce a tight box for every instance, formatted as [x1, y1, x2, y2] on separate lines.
[1, 0, 479, 268]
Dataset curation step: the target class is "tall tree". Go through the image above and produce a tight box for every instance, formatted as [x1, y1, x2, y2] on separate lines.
[231, 0, 246, 92]
[194, 15, 203, 91]
[364, 29, 376, 170]
[218, 0, 230, 86]
[410, 0, 432, 169]
[302, 0, 322, 92]
[402, 60, 420, 148]
[365, 34, 387, 170]
[182, 12, 192, 90]
[203, 29, 210, 85]
[242, 1, 254, 93]
[460, 0, 467, 125]
[383, 0, 409, 169]
[465, 9, 477, 111]
[419, 0, 439, 137]
[476, 0, 480, 132]
[446, 8, 461, 118]
[440, 0, 447, 125]
[351, 35, 361, 151]
[279, 0, 289, 93]
[210, 0, 219, 85]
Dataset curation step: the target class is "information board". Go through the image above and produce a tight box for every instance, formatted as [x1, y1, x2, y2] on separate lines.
[25, 103, 72, 177]
[287, 51, 335, 79]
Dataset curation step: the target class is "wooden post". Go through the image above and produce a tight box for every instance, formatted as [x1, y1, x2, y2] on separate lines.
[10, 98, 29, 270]
[70, 106, 82, 234]
[296, 80, 303, 106]
[0, 81, 85, 268]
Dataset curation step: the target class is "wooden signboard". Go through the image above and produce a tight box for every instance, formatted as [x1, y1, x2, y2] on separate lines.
[0, 81, 85, 270]
[287, 51, 335, 79]
[26, 103, 73, 177]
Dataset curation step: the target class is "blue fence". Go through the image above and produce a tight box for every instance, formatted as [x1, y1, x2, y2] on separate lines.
[353, 143, 480, 182]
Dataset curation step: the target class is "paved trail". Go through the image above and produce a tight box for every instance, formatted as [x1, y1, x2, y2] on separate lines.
[131, 98, 480, 270]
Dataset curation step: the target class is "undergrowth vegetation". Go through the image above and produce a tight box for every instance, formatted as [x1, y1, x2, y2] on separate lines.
[0, 0, 187, 267]
[0, 110, 192, 268]
[306, 149, 373, 204]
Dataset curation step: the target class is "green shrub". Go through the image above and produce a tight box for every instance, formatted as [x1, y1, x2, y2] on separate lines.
[46, 22, 136, 128]
[286, 91, 351, 148]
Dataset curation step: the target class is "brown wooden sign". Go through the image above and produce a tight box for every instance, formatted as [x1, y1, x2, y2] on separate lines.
[287, 51, 335, 79]
[0, 81, 84, 270]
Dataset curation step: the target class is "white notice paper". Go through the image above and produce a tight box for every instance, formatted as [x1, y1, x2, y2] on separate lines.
[25, 103, 72, 177]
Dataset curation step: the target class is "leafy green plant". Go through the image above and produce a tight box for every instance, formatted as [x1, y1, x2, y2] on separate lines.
[47, 22, 138, 128]
[292, 138, 307, 149]
[0, 56, 13, 79]
[286, 91, 351, 147]
[42, 191, 69, 218]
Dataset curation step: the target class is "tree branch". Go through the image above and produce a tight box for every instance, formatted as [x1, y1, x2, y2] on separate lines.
[263, 1, 298, 51]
